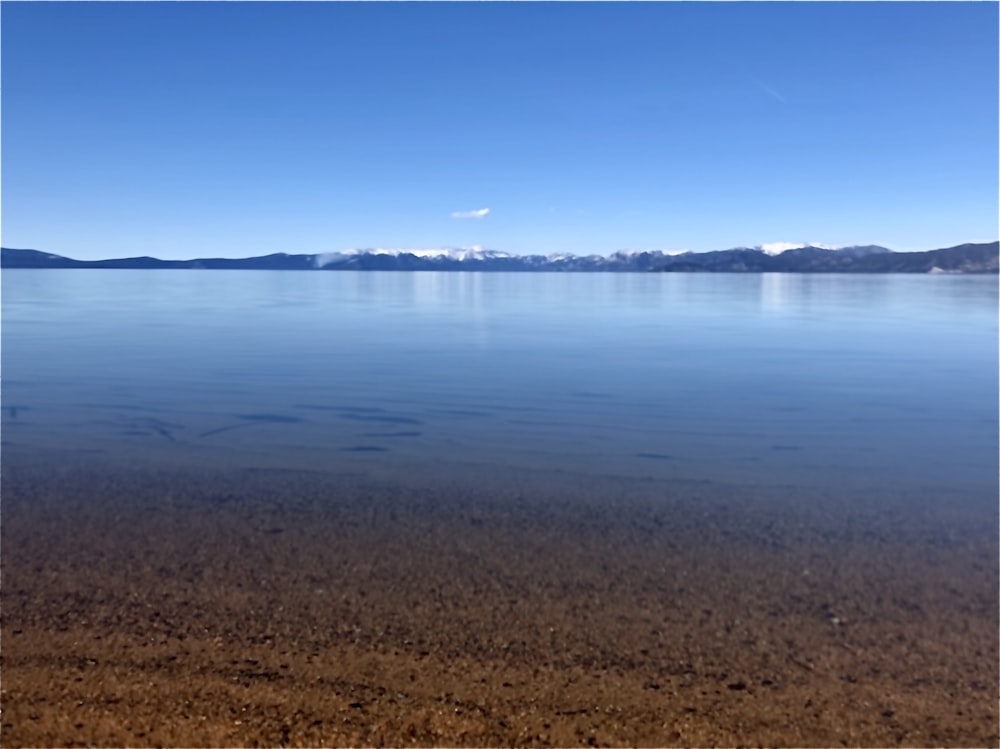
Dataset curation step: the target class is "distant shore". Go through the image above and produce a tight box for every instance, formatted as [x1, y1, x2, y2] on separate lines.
[2, 240, 997, 273]
[2, 454, 996, 747]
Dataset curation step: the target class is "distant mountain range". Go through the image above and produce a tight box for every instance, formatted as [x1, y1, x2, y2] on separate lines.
[2, 242, 997, 273]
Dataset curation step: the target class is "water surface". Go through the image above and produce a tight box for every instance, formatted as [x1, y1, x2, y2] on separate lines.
[2, 269, 997, 498]
[4, 269, 998, 746]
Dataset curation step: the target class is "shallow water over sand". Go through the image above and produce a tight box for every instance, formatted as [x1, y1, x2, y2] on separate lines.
[2, 456, 997, 746]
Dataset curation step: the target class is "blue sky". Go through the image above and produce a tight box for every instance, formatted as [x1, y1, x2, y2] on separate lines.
[2, 1, 997, 260]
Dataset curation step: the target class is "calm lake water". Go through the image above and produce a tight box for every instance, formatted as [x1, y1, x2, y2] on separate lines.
[2, 269, 997, 500]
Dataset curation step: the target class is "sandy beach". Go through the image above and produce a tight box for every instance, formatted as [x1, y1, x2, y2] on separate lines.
[1, 454, 996, 747]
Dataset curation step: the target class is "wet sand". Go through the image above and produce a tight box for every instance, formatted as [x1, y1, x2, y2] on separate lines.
[1, 455, 997, 747]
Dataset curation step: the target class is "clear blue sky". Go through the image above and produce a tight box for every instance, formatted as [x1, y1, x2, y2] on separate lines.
[2, 1, 997, 260]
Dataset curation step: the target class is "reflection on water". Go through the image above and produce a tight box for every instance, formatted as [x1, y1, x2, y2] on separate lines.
[2, 270, 997, 497]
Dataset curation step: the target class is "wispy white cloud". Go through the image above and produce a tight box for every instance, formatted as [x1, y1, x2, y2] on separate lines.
[450, 208, 490, 220]
[752, 78, 786, 104]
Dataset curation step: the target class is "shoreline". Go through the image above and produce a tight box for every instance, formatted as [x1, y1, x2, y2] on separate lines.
[2, 458, 997, 746]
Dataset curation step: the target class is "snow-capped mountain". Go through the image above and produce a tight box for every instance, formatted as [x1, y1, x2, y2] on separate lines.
[314, 246, 514, 268]
[313, 244, 894, 270]
[3, 242, 996, 273]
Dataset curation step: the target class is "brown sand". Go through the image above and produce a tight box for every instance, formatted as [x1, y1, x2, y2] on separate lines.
[1, 456, 997, 747]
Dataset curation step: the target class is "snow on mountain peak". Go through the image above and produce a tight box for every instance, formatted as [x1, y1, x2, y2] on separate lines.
[314, 246, 511, 267]
[757, 242, 837, 255]
[310, 242, 885, 268]
[611, 248, 692, 257]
